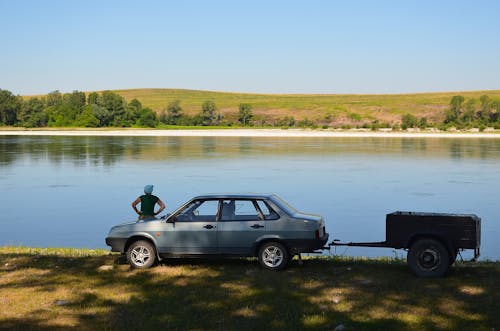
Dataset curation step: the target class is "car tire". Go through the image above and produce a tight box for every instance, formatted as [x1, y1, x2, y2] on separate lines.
[258, 242, 289, 271]
[407, 238, 450, 277]
[127, 240, 156, 269]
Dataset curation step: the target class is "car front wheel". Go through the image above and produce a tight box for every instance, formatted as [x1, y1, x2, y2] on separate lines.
[127, 240, 156, 269]
[258, 242, 289, 271]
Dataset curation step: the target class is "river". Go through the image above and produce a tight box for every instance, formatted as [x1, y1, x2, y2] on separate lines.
[0, 135, 498, 260]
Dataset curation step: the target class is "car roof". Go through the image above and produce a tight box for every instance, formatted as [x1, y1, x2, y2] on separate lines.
[192, 193, 276, 200]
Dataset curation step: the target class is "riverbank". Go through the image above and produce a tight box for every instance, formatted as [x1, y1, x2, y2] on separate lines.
[1, 128, 499, 138]
[1, 246, 499, 330]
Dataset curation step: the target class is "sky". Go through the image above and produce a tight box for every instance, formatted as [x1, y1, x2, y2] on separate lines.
[1, 0, 499, 95]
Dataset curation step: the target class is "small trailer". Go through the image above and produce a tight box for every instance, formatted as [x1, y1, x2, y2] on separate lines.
[330, 211, 481, 277]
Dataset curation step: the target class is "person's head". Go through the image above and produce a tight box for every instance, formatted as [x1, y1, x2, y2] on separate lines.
[144, 184, 154, 194]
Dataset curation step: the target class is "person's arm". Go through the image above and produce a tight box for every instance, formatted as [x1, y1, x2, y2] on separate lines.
[155, 198, 166, 215]
[132, 197, 141, 215]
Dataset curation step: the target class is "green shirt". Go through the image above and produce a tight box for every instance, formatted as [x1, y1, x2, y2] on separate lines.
[140, 194, 159, 216]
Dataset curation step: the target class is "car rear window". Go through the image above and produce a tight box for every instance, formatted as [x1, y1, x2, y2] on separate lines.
[256, 200, 279, 220]
[270, 195, 297, 215]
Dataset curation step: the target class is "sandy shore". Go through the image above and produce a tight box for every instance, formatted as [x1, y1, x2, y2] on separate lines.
[0, 128, 499, 138]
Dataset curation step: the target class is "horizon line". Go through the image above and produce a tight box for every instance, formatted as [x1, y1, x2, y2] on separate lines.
[18, 87, 500, 98]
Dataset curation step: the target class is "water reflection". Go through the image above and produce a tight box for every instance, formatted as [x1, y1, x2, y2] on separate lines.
[1, 136, 499, 168]
[0, 136, 127, 167]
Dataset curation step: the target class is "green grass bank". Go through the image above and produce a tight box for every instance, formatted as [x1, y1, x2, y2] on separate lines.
[1, 247, 499, 330]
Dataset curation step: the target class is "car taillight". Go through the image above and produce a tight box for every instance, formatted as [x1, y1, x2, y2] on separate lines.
[315, 226, 325, 239]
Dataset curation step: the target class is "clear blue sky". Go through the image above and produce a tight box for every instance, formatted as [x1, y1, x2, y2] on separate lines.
[1, 0, 499, 95]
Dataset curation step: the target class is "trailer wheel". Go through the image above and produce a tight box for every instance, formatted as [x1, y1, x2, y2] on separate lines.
[407, 239, 450, 277]
[449, 250, 458, 266]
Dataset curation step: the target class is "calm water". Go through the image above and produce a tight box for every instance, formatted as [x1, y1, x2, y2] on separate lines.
[1, 135, 499, 260]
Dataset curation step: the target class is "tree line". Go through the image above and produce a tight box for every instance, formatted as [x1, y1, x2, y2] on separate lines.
[0, 89, 256, 128]
[401, 95, 500, 131]
[0, 89, 159, 128]
[0, 88, 499, 129]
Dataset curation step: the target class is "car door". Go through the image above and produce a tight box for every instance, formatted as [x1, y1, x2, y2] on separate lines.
[217, 199, 266, 255]
[157, 199, 219, 254]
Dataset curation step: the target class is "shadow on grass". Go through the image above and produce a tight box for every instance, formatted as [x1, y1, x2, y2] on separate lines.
[0, 252, 499, 331]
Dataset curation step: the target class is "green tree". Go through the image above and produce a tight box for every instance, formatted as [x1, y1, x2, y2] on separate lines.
[478, 95, 491, 122]
[461, 98, 476, 126]
[418, 117, 428, 129]
[201, 100, 217, 125]
[215, 112, 224, 125]
[90, 104, 112, 126]
[46, 90, 62, 107]
[87, 92, 100, 105]
[128, 99, 142, 112]
[164, 100, 182, 124]
[18, 97, 47, 127]
[188, 113, 204, 126]
[123, 99, 143, 126]
[401, 113, 418, 129]
[75, 105, 99, 127]
[238, 103, 253, 125]
[46, 104, 76, 127]
[136, 107, 158, 127]
[0, 89, 22, 125]
[491, 100, 500, 123]
[445, 95, 465, 123]
[101, 91, 126, 126]
[478, 95, 499, 124]
[63, 90, 86, 111]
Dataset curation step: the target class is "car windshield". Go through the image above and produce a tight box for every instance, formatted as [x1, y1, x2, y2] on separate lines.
[270, 195, 298, 215]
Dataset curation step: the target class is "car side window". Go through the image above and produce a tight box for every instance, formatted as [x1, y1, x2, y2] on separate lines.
[220, 199, 260, 221]
[256, 200, 279, 220]
[176, 200, 218, 222]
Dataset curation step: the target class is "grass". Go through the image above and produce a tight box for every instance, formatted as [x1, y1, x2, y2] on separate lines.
[110, 88, 500, 124]
[1, 247, 499, 330]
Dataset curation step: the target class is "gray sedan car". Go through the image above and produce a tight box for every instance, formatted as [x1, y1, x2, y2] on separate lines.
[106, 194, 329, 270]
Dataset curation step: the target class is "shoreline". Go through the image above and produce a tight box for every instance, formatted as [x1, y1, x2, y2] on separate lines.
[1, 128, 499, 138]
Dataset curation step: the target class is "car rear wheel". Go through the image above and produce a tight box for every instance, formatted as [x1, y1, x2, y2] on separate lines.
[127, 240, 156, 269]
[407, 238, 450, 277]
[258, 242, 289, 271]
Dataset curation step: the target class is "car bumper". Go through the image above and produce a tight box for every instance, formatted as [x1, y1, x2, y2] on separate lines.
[105, 237, 127, 253]
[284, 233, 329, 253]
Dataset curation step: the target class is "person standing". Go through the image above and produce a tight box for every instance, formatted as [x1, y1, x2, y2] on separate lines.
[132, 185, 166, 220]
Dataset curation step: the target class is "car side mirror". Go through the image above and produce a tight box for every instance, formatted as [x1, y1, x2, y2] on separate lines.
[166, 216, 176, 223]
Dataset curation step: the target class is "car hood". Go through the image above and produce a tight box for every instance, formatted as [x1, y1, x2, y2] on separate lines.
[108, 220, 154, 233]
[110, 221, 136, 229]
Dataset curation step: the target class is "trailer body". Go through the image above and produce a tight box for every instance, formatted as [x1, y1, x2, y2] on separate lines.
[385, 211, 481, 258]
[330, 211, 481, 277]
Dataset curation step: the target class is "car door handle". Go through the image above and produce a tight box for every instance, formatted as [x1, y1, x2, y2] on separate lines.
[250, 224, 264, 229]
[203, 224, 215, 229]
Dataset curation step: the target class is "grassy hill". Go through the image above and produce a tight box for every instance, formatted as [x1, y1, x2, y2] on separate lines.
[1, 246, 499, 330]
[111, 88, 500, 125]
